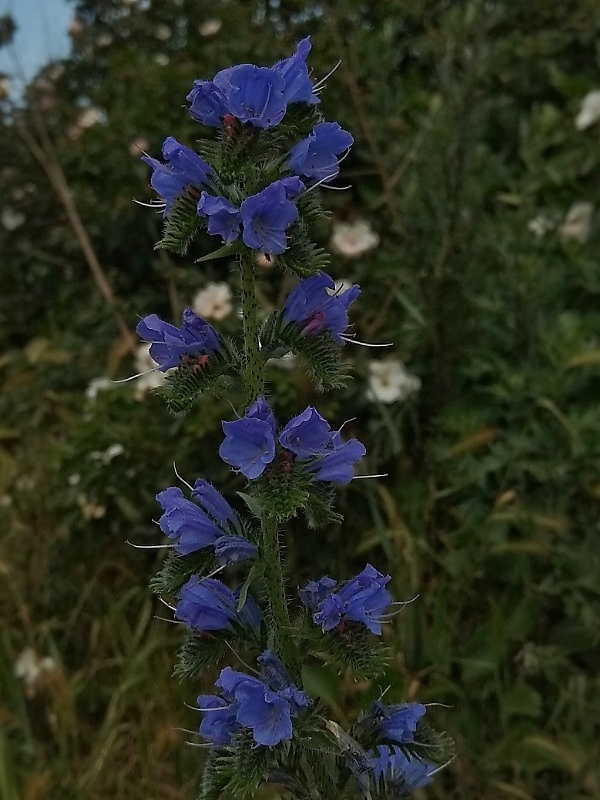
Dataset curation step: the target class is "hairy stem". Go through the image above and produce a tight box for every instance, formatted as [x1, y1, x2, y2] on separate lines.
[260, 515, 301, 681]
[239, 253, 264, 401]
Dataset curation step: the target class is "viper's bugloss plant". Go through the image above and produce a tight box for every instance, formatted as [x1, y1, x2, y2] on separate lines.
[133, 37, 452, 799]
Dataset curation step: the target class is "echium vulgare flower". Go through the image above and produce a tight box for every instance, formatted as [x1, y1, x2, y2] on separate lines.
[288, 122, 354, 182]
[283, 271, 360, 344]
[198, 179, 304, 253]
[366, 700, 427, 745]
[197, 649, 311, 746]
[219, 396, 366, 482]
[363, 745, 436, 796]
[136, 308, 221, 371]
[300, 564, 392, 635]
[156, 478, 257, 564]
[142, 136, 214, 215]
[175, 575, 262, 634]
[187, 37, 318, 129]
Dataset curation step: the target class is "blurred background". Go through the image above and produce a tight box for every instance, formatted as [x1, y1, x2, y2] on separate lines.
[1, 1, 600, 799]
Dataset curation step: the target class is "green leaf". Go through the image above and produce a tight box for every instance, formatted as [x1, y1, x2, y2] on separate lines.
[237, 491, 263, 519]
[195, 240, 245, 263]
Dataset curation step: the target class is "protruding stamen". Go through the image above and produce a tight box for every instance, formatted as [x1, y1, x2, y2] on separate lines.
[158, 596, 177, 612]
[313, 60, 342, 91]
[173, 461, 194, 492]
[352, 473, 389, 480]
[341, 335, 394, 348]
[126, 540, 175, 549]
[112, 368, 158, 384]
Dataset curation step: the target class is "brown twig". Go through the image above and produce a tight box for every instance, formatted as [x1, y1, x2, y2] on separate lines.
[15, 105, 137, 353]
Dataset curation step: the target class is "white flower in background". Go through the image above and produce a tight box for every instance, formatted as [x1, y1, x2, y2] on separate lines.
[527, 215, 554, 238]
[134, 343, 166, 395]
[90, 443, 124, 464]
[575, 90, 600, 131]
[199, 19, 222, 37]
[96, 33, 113, 47]
[155, 24, 171, 41]
[326, 278, 355, 297]
[129, 136, 150, 156]
[77, 493, 106, 520]
[67, 107, 106, 139]
[0, 77, 11, 99]
[267, 351, 298, 370]
[255, 251, 277, 269]
[85, 376, 112, 401]
[1, 207, 25, 231]
[367, 360, 421, 404]
[155, 53, 169, 66]
[14, 647, 56, 694]
[330, 219, 380, 258]
[193, 282, 233, 320]
[558, 201, 594, 243]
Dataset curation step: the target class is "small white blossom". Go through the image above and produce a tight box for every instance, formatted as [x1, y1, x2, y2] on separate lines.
[575, 90, 600, 131]
[558, 201, 594, 243]
[255, 251, 277, 269]
[14, 647, 56, 693]
[326, 278, 355, 297]
[267, 351, 298, 370]
[85, 376, 113, 401]
[129, 136, 150, 156]
[199, 19, 222, 37]
[96, 33, 113, 47]
[1, 207, 25, 231]
[330, 219, 379, 258]
[77, 493, 106, 520]
[367, 360, 421, 404]
[133, 343, 167, 396]
[90, 443, 124, 464]
[192, 282, 233, 320]
[155, 53, 169, 66]
[155, 24, 171, 40]
[527, 215, 554, 238]
[68, 474, 81, 486]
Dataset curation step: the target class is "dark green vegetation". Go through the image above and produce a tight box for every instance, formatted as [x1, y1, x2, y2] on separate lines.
[1, 1, 599, 798]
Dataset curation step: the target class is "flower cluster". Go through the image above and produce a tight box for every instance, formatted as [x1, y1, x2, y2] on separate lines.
[219, 396, 366, 483]
[156, 479, 257, 564]
[284, 271, 360, 344]
[186, 38, 318, 129]
[197, 650, 310, 746]
[136, 308, 220, 371]
[300, 564, 392, 635]
[143, 37, 353, 256]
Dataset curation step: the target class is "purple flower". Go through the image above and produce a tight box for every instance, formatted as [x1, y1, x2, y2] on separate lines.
[201, 652, 310, 747]
[309, 435, 366, 485]
[288, 122, 354, 182]
[214, 535, 258, 566]
[214, 64, 287, 128]
[175, 576, 261, 633]
[279, 407, 333, 458]
[366, 745, 435, 793]
[187, 81, 229, 126]
[219, 396, 277, 479]
[240, 181, 299, 254]
[369, 701, 427, 744]
[197, 193, 241, 244]
[273, 37, 319, 105]
[191, 479, 240, 532]
[302, 564, 392, 635]
[156, 486, 220, 555]
[136, 308, 221, 372]
[283, 272, 360, 344]
[196, 695, 240, 745]
[142, 136, 214, 215]
[279, 176, 306, 199]
[298, 576, 338, 610]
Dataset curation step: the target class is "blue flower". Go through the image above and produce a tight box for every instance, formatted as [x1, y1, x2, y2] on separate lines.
[240, 181, 299, 254]
[201, 653, 310, 747]
[156, 486, 220, 555]
[302, 564, 392, 635]
[214, 535, 258, 566]
[366, 745, 435, 793]
[214, 64, 287, 128]
[279, 176, 306, 199]
[272, 37, 320, 105]
[283, 272, 360, 344]
[142, 136, 214, 214]
[367, 701, 427, 745]
[191, 479, 240, 532]
[298, 576, 338, 610]
[175, 576, 261, 633]
[136, 308, 221, 372]
[196, 695, 240, 745]
[288, 122, 354, 182]
[219, 396, 277, 479]
[186, 81, 229, 126]
[278, 407, 333, 458]
[309, 434, 366, 485]
[197, 193, 241, 244]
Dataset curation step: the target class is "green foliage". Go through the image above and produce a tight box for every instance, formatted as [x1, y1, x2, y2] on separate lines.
[174, 633, 227, 681]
